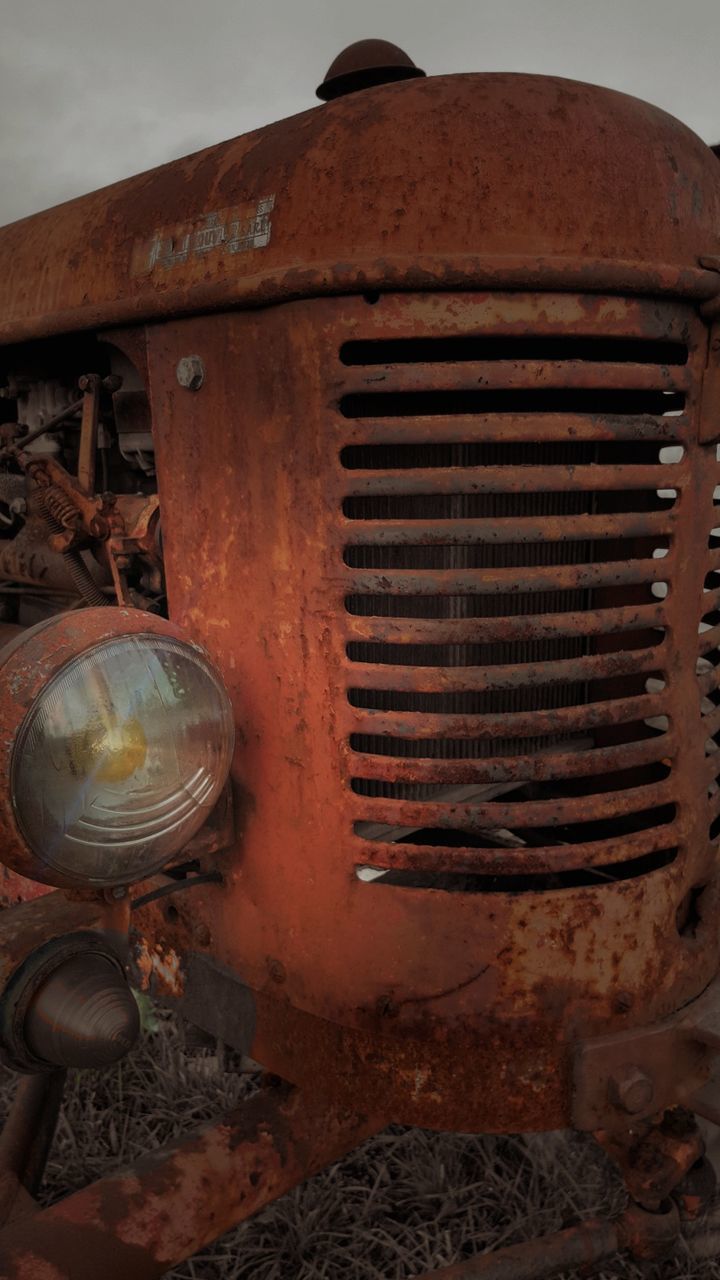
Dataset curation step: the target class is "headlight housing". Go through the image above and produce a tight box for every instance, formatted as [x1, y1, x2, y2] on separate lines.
[0, 609, 234, 888]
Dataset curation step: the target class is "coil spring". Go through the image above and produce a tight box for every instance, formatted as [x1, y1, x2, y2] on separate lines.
[43, 485, 81, 528]
[37, 484, 109, 608]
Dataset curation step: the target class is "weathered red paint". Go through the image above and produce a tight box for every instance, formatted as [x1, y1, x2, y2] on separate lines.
[0, 1082, 380, 1280]
[1, 57, 720, 1280]
[121, 288, 719, 1133]
[0, 76, 718, 345]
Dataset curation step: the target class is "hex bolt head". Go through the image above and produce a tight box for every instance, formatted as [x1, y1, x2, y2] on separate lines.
[609, 1064, 655, 1115]
[176, 355, 205, 391]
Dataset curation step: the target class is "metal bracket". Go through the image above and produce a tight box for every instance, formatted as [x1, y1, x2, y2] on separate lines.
[573, 972, 720, 1130]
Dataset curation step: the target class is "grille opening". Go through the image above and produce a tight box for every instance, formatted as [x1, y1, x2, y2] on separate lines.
[353, 846, 678, 893]
[343, 492, 677, 520]
[356, 802, 675, 845]
[705, 571, 720, 592]
[348, 672, 665, 716]
[339, 390, 686, 419]
[345, 586, 666, 618]
[340, 337, 690, 366]
[349, 718, 669, 759]
[710, 812, 720, 842]
[340, 442, 684, 469]
[343, 539, 670, 571]
[346, 631, 664, 667]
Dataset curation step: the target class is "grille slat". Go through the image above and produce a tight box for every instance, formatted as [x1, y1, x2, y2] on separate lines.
[355, 780, 674, 831]
[339, 359, 690, 394]
[341, 512, 676, 542]
[343, 464, 686, 496]
[349, 735, 672, 785]
[339, 413, 690, 444]
[353, 826, 676, 877]
[345, 603, 666, 645]
[347, 692, 666, 739]
[348, 648, 662, 690]
[344, 561, 670, 596]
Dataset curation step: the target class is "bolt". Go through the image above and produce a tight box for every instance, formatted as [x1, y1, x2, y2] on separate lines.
[609, 1064, 655, 1115]
[176, 356, 205, 391]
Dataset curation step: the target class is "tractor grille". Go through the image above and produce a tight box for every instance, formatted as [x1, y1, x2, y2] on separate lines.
[335, 295, 698, 892]
[701, 449, 720, 844]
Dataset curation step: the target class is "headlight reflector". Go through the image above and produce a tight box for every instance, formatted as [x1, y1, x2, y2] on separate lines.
[8, 629, 234, 887]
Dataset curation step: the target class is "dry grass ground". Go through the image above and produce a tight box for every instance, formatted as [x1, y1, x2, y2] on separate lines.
[1, 1010, 720, 1280]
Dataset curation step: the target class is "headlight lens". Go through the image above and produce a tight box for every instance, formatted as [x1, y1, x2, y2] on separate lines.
[10, 634, 234, 886]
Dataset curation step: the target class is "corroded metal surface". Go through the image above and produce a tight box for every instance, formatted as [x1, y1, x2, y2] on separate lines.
[131, 286, 720, 1131]
[316, 38, 426, 100]
[0, 1073, 65, 1225]
[596, 1109, 705, 1210]
[0, 75, 718, 344]
[1, 58, 720, 1279]
[0, 1082, 380, 1280]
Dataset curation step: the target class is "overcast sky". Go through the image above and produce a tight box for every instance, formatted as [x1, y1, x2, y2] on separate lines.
[1, 0, 718, 229]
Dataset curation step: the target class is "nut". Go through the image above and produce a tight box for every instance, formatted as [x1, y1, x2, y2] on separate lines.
[176, 356, 205, 391]
[609, 1064, 655, 1115]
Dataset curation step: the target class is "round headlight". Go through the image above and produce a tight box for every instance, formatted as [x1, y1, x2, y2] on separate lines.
[0, 609, 234, 888]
